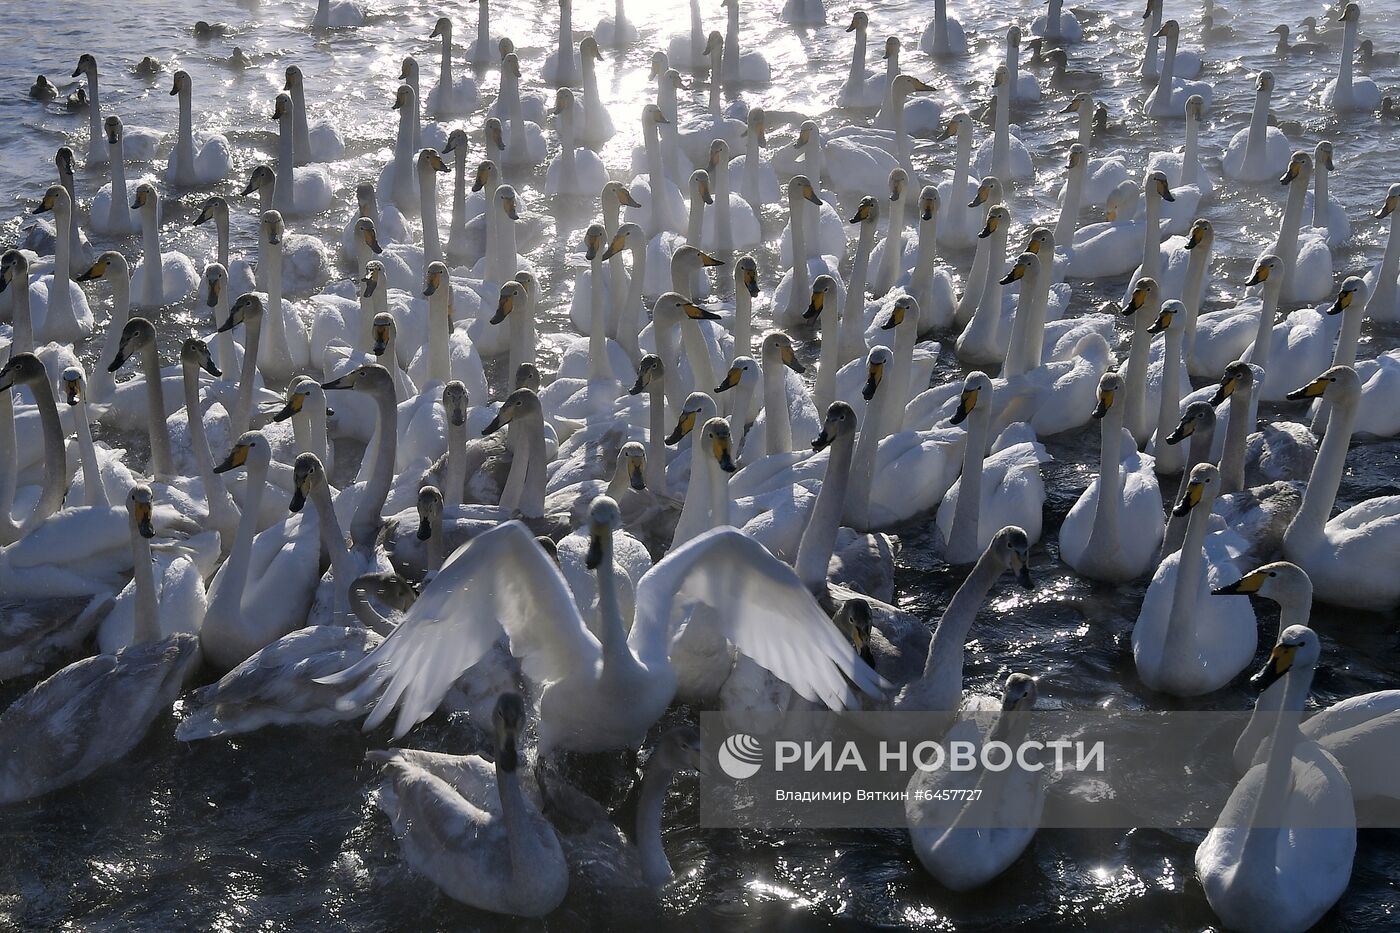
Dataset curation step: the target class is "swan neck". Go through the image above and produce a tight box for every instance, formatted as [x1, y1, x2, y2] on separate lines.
[130, 526, 160, 644]
[636, 763, 676, 887]
[144, 344, 175, 480]
[1290, 387, 1357, 547]
[795, 427, 854, 592]
[352, 385, 397, 550]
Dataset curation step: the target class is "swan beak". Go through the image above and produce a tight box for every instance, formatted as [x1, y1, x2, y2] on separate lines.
[628, 370, 648, 395]
[1245, 264, 1270, 286]
[666, 409, 697, 445]
[472, 165, 490, 192]
[812, 425, 834, 451]
[63, 377, 81, 406]
[845, 15, 859, 32]
[1121, 286, 1147, 315]
[201, 355, 222, 378]
[969, 186, 988, 208]
[715, 367, 742, 393]
[803, 187, 823, 207]
[1061, 98, 1081, 113]
[360, 270, 380, 298]
[1154, 25, 1169, 37]
[272, 392, 305, 423]
[618, 188, 643, 208]
[321, 373, 355, 391]
[416, 515, 433, 540]
[194, 203, 215, 226]
[1279, 162, 1301, 185]
[999, 264, 1025, 286]
[1147, 309, 1174, 334]
[1328, 290, 1352, 315]
[585, 529, 605, 569]
[600, 234, 627, 261]
[240, 177, 259, 196]
[627, 456, 647, 491]
[683, 301, 722, 321]
[937, 122, 956, 141]
[698, 251, 724, 267]
[372, 324, 391, 356]
[488, 291, 513, 327]
[32, 193, 54, 215]
[1213, 569, 1268, 596]
[742, 267, 760, 297]
[780, 342, 806, 374]
[76, 259, 107, 282]
[949, 388, 978, 426]
[1092, 388, 1114, 419]
[482, 407, 511, 435]
[363, 227, 383, 254]
[1248, 642, 1298, 691]
[214, 442, 250, 474]
[130, 194, 143, 211]
[881, 304, 904, 330]
[289, 484, 307, 513]
[1185, 225, 1206, 249]
[862, 362, 884, 401]
[911, 78, 935, 92]
[1286, 377, 1330, 401]
[1015, 563, 1032, 590]
[107, 347, 129, 373]
[1165, 416, 1194, 445]
[503, 195, 519, 221]
[803, 289, 824, 320]
[713, 433, 736, 473]
[1172, 478, 1204, 516]
[1209, 376, 1236, 405]
[134, 500, 155, 538]
[423, 272, 441, 297]
[1378, 195, 1398, 219]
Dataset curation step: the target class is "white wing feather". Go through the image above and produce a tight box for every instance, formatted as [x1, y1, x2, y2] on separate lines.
[318, 521, 597, 737]
[630, 527, 888, 710]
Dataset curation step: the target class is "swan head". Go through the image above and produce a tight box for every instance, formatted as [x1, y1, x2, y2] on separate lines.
[652, 726, 707, 776]
[736, 255, 760, 297]
[1315, 140, 1336, 172]
[883, 36, 901, 62]
[601, 222, 643, 260]
[78, 250, 125, 284]
[1285, 365, 1360, 403]
[371, 313, 397, 357]
[215, 430, 271, 475]
[1171, 462, 1221, 516]
[1148, 299, 1184, 335]
[548, 87, 577, 118]
[1154, 19, 1179, 39]
[978, 205, 1009, 240]
[970, 176, 1001, 209]
[1121, 276, 1159, 316]
[891, 74, 935, 97]
[1061, 92, 1091, 114]
[441, 380, 469, 427]
[1000, 672, 1037, 711]
[515, 363, 542, 392]
[707, 139, 730, 174]
[73, 53, 96, 78]
[1000, 250, 1041, 287]
[803, 274, 837, 321]
[1023, 226, 1055, 258]
[1006, 25, 1022, 47]
[849, 195, 878, 226]
[442, 128, 472, 158]
[687, 169, 714, 206]
[667, 391, 717, 444]
[1248, 625, 1320, 693]
[321, 363, 393, 395]
[169, 69, 192, 97]
[128, 485, 156, 539]
[491, 280, 525, 325]
[743, 108, 768, 146]
[391, 83, 415, 111]
[417, 148, 450, 176]
[130, 182, 157, 214]
[1375, 184, 1400, 219]
[648, 51, 669, 79]
[586, 495, 623, 568]
[32, 184, 68, 217]
[0, 353, 46, 392]
[991, 526, 1033, 590]
[492, 693, 526, 773]
[846, 10, 868, 32]
[1185, 94, 1206, 122]
[1255, 70, 1275, 94]
[862, 346, 893, 401]
[630, 354, 664, 395]
[354, 217, 383, 256]
[290, 452, 329, 513]
[274, 376, 329, 423]
[242, 163, 276, 197]
[181, 337, 221, 379]
[582, 223, 608, 261]
[359, 259, 386, 298]
[1093, 371, 1124, 419]
[193, 195, 228, 228]
[605, 180, 642, 210]
[472, 158, 499, 193]
[620, 442, 648, 491]
[704, 30, 724, 57]
[880, 295, 918, 332]
[1210, 360, 1254, 404]
[218, 292, 263, 333]
[918, 186, 940, 222]
[60, 365, 87, 406]
[1092, 101, 1109, 131]
[260, 209, 286, 246]
[656, 289, 723, 323]
[1270, 24, 1289, 37]
[812, 401, 856, 451]
[715, 355, 757, 394]
[833, 598, 874, 663]
[423, 261, 448, 298]
[1167, 400, 1216, 445]
[581, 35, 603, 62]
[1339, 3, 1361, 24]
[643, 102, 670, 130]
[1279, 151, 1311, 186]
[1185, 218, 1213, 251]
[992, 65, 1010, 90]
[429, 16, 452, 39]
[415, 485, 444, 540]
[56, 146, 76, 179]
[271, 92, 292, 123]
[1212, 561, 1313, 609]
[887, 168, 909, 202]
[356, 571, 419, 613]
[482, 387, 541, 435]
[1329, 276, 1368, 316]
[499, 37, 516, 60]
[0, 249, 28, 292]
[282, 65, 303, 92]
[496, 185, 520, 221]
[108, 317, 156, 372]
[937, 112, 968, 141]
[1245, 254, 1282, 288]
[1146, 171, 1175, 203]
[702, 418, 737, 473]
[949, 371, 993, 426]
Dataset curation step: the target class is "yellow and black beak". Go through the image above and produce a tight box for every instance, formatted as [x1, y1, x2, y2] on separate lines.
[600, 234, 626, 261]
[666, 409, 697, 445]
[491, 290, 513, 325]
[482, 405, 512, 435]
[362, 225, 383, 253]
[1148, 308, 1174, 334]
[803, 185, 823, 206]
[1248, 642, 1298, 691]
[273, 391, 306, 423]
[1000, 263, 1025, 286]
[698, 251, 724, 267]
[1157, 180, 1175, 202]
[949, 388, 978, 426]
[1212, 569, 1268, 597]
[1245, 263, 1270, 287]
[214, 442, 250, 474]
[1286, 376, 1330, 401]
[1186, 223, 1207, 250]
[1378, 194, 1398, 220]
[862, 361, 884, 401]
[1280, 161, 1301, 186]
[713, 431, 736, 472]
[781, 343, 806, 374]
[1328, 289, 1353, 316]
[32, 192, 55, 215]
[849, 201, 874, 224]
[289, 477, 309, 513]
[1172, 478, 1204, 517]
[503, 195, 519, 221]
[881, 303, 905, 330]
[63, 377, 81, 406]
[76, 258, 107, 283]
[742, 266, 759, 297]
[134, 499, 155, 538]
[1209, 374, 1237, 405]
[1121, 284, 1148, 315]
[978, 215, 997, 238]
[360, 269, 379, 298]
[804, 288, 824, 320]
[205, 275, 223, 308]
[201, 353, 221, 379]
[424, 270, 441, 297]
[683, 301, 723, 321]
[618, 188, 642, 208]
[970, 186, 989, 208]
[472, 163, 490, 192]
[107, 344, 131, 373]
[627, 455, 647, 491]
[715, 366, 742, 393]
[1092, 388, 1114, 419]
[1165, 414, 1194, 445]
[416, 511, 433, 540]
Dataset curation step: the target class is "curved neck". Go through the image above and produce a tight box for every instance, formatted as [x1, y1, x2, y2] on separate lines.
[15, 376, 67, 535]
[680, 317, 717, 402]
[1005, 264, 1046, 379]
[1124, 302, 1155, 444]
[313, 481, 356, 620]
[1337, 21, 1357, 93]
[291, 84, 311, 163]
[636, 763, 678, 887]
[1250, 282, 1281, 374]
[1244, 87, 1270, 170]
[948, 405, 992, 557]
[876, 195, 907, 294]
[231, 311, 261, 437]
[352, 387, 397, 551]
[130, 524, 160, 644]
[814, 299, 841, 415]
[1239, 666, 1311, 877]
[847, 28, 867, 91]
[763, 355, 792, 456]
[913, 546, 1007, 709]
[1057, 160, 1086, 244]
[73, 398, 108, 507]
[1288, 389, 1357, 549]
[143, 344, 175, 480]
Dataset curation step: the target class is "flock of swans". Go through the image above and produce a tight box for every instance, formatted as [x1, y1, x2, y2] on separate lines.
[2, 0, 1399, 927]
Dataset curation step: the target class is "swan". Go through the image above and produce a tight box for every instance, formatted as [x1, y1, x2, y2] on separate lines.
[1321, 4, 1381, 112]
[193, 197, 257, 298]
[1033, 0, 1082, 42]
[1223, 71, 1292, 182]
[935, 113, 982, 249]
[311, 0, 366, 30]
[164, 70, 231, 186]
[730, 108, 781, 209]
[493, 55, 547, 168]
[1001, 27, 1041, 105]
[201, 431, 322, 671]
[1310, 276, 1400, 437]
[667, 0, 708, 70]
[71, 54, 161, 165]
[891, 185, 957, 334]
[0, 353, 72, 542]
[1132, 463, 1256, 695]
[1366, 183, 1400, 321]
[1221, 562, 1400, 803]
[463, 0, 495, 63]
[1145, 21, 1212, 118]
[1272, 24, 1326, 56]
[1207, 360, 1317, 498]
[935, 375, 1048, 563]
[1060, 94, 1131, 207]
[542, 0, 583, 86]
[1068, 175, 1173, 280]
[1281, 366, 1400, 610]
[971, 68, 1033, 181]
[778, 119, 899, 201]
[906, 672, 1044, 891]
[1141, 0, 1203, 81]
[367, 694, 569, 916]
[128, 184, 198, 309]
[918, 0, 967, 57]
[1146, 94, 1215, 199]
[25, 185, 92, 344]
[17, 147, 91, 274]
[700, 139, 761, 254]
[88, 117, 145, 235]
[246, 210, 312, 384]
[839, 11, 887, 108]
[321, 509, 884, 751]
[268, 93, 333, 217]
[1303, 141, 1350, 247]
[874, 39, 942, 139]
[677, 34, 747, 166]
[545, 90, 609, 198]
[626, 105, 686, 236]
[58, 365, 126, 508]
[426, 17, 479, 118]
[1268, 151, 1333, 306]
[595, 0, 638, 45]
[720, 0, 771, 86]
[1195, 625, 1356, 933]
[1059, 372, 1165, 581]
[773, 176, 844, 328]
[282, 66, 346, 165]
[576, 37, 616, 150]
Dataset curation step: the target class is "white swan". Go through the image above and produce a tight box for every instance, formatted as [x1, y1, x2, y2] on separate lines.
[918, 0, 967, 57]
[1060, 93, 1131, 207]
[164, 70, 231, 186]
[312, 0, 366, 31]
[1032, 0, 1082, 42]
[268, 93, 334, 216]
[129, 184, 198, 309]
[71, 54, 161, 165]
[595, 0, 638, 45]
[544, 89, 609, 198]
[1223, 71, 1292, 182]
[89, 116, 144, 235]
[720, 0, 771, 86]
[1321, 3, 1381, 113]
[1145, 20, 1212, 118]
[283, 66, 346, 165]
[971, 67, 1033, 181]
[25, 185, 93, 343]
[425, 17, 479, 118]
[1303, 141, 1350, 247]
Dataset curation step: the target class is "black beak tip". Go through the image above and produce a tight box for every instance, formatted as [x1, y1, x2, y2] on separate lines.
[289, 490, 306, 513]
[416, 520, 432, 541]
[1017, 568, 1032, 590]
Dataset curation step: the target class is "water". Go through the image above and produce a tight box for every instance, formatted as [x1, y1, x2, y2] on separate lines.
[2, 0, 1400, 928]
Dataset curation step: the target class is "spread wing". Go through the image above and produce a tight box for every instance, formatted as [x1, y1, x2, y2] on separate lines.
[630, 527, 888, 710]
[317, 521, 597, 737]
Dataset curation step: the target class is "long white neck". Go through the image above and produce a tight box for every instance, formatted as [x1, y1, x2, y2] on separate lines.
[108, 138, 129, 231]
[680, 317, 717, 402]
[428, 291, 451, 383]
[1314, 300, 1365, 434]
[507, 299, 536, 383]
[85, 71, 105, 163]
[732, 283, 752, 365]
[714, 158, 734, 257]
[216, 454, 270, 613]
[1244, 87, 1271, 175]
[763, 354, 792, 456]
[313, 480, 357, 621]
[1337, 20, 1357, 98]
[420, 167, 443, 265]
[499, 413, 546, 518]
[1249, 281, 1281, 375]
[653, 317, 685, 415]
[176, 86, 196, 181]
[437, 29, 454, 113]
[741, 126, 762, 206]
[947, 402, 991, 561]
[1237, 664, 1312, 883]
[1218, 382, 1252, 494]
[1287, 387, 1357, 553]
[73, 396, 108, 507]
[0, 389, 15, 540]
[909, 209, 941, 319]
[1086, 410, 1127, 558]
[1182, 243, 1210, 358]
[11, 375, 68, 537]
[1154, 327, 1184, 465]
[1125, 302, 1154, 445]
[1182, 110, 1200, 187]
[1151, 31, 1178, 110]
[140, 207, 162, 307]
[588, 255, 608, 382]
[795, 426, 854, 592]
[618, 245, 644, 363]
[876, 193, 907, 294]
[291, 83, 311, 165]
[556, 2, 575, 85]
[906, 546, 1007, 711]
[259, 240, 295, 379]
[1313, 159, 1330, 229]
[1142, 193, 1163, 284]
[447, 151, 469, 257]
[231, 310, 261, 437]
[647, 381, 668, 494]
[1156, 492, 1213, 677]
[723, 6, 740, 83]
[1374, 208, 1400, 316]
[275, 113, 296, 213]
[992, 84, 1010, 180]
[962, 227, 1010, 361]
[1056, 159, 1086, 245]
[143, 344, 175, 480]
[786, 190, 811, 317]
[840, 222, 874, 366]
[636, 761, 679, 887]
[847, 26, 867, 93]
[1275, 178, 1307, 298]
[1005, 264, 1047, 379]
[673, 441, 713, 547]
[130, 522, 161, 644]
[353, 385, 397, 551]
[845, 377, 892, 531]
